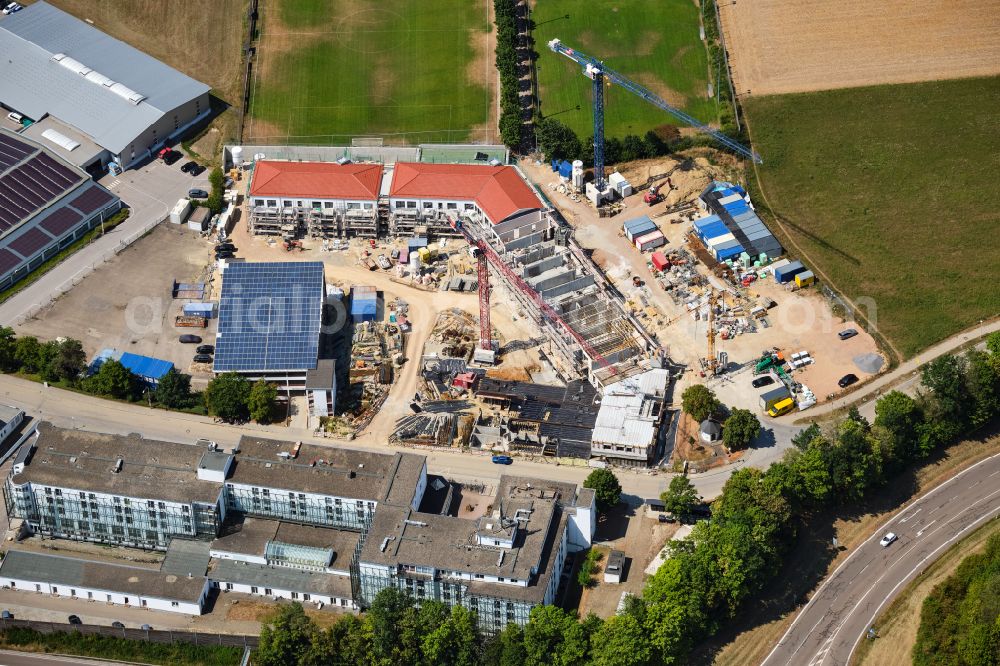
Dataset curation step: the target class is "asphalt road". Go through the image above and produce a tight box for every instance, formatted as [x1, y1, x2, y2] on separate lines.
[760, 452, 1000, 666]
[0, 651, 113, 666]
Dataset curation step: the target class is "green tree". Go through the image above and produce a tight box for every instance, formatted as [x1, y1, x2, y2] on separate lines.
[722, 408, 761, 450]
[0, 326, 16, 372]
[13, 336, 43, 374]
[921, 354, 969, 426]
[964, 349, 1000, 428]
[256, 603, 318, 666]
[681, 384, 721, 423]
[422, 605, 481, 666]
[522, 605, 589, 666]
[792, 422, 822, 450]
[483, 623, 527, 666]
[204, 372, 251, 422]
[154, 368, 193, 408]
[88, 359, 138, 400]
[366, 587, 416, 665]
[661, 475, 699, 517]
[248, 379, 278, 423]
[583, 468, 622, 512]
[302, 614, 371, 666]
[536, 117, 582, 161]
[45, 338, 86, 382]
[874, 391, 923, 461]
[784, 443, 832, 506]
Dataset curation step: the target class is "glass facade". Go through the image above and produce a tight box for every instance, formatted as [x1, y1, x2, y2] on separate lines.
[4, 481, 217, 550]
[225, 483, 375, 530]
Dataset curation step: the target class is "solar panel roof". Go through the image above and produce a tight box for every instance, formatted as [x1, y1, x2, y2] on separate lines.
[0, 248, 21, 275]
[0, 130, 86, 234]
[8, 227, 54, 259]
[67, 184, 115, 215]
[214, 262, 325, 372]
[37, 206, 83, 237]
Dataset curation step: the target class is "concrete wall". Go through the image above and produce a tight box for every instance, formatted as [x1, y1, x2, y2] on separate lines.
[1, 576, 206, 615]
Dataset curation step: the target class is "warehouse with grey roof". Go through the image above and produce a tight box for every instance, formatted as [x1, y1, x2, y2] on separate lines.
[0, 1, 211, 173]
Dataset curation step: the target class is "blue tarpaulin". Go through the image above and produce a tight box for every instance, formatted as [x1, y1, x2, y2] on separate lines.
[89, 349, 173, 388]
[693, 215, 722, 231]
[558, 160, 573, 178]
[699, 221, 730, 240]
[407, 237, 428, 251]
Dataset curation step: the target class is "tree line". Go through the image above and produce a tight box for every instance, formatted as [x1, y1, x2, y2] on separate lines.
[494, 0, 522, 148]
[0, 327, 278, 423]
[534, 116, 674, 168]
[255, 334, 1000, 666]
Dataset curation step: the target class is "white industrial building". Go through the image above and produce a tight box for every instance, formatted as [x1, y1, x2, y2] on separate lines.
[0, 404, 24, 444]
[591, 368, 671, 466]
[0, 1, 211, 173]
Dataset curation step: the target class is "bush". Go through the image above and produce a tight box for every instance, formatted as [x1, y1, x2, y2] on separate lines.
[0, 628, 240, 666]
[576, 549, 604, 588]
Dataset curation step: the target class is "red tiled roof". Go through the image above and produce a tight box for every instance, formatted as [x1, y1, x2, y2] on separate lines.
[390, 163, 542, 224]
[250, 161, 382, 200]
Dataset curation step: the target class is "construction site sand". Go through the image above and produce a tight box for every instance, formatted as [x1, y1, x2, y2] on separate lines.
[719, 0, 1000, 96]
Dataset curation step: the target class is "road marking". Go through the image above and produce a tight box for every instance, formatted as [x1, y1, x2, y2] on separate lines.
[990, 470, 1000, 477]
[900, 508, 921, 523]
[916, 520, 936, 537]
[760, 452, 1000, 666]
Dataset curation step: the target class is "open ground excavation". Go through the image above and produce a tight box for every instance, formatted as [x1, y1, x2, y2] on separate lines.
[719, 0, 1000, 96]
[246, 0, 494, 145]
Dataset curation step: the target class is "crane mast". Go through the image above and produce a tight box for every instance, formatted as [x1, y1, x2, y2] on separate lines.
[547, 38, 762, 192]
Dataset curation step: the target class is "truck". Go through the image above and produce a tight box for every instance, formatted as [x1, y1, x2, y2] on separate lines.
[376, 254, 392, 270]
[767, 397, 795, 418]
[759, 386, 792, 411]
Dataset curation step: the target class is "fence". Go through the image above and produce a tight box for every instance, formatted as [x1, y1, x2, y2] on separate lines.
[0, 617, 258, 649]
[12, 216, 166, 327]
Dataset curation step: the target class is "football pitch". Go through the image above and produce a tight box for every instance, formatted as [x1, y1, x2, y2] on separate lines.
[531, 0, 717, 140]
[246, 0, 493, 145]
[745, 76, 1000, 358]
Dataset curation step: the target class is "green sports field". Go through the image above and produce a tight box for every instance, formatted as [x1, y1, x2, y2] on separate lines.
[745, 76, 1000, 358]
[532, 0, 717, 140]
[247, 0, 492, 145]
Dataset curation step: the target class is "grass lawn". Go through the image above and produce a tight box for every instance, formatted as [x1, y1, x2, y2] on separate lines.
[744, 76, 1000, 358]
[532, 0, 716, 140]
[247, 0, 491, 145]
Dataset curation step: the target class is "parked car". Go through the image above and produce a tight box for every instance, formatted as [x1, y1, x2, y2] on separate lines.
[658, 513, 676, 523]
[2, 3, 23, 15]
[141, 624, 152, 631]
[838, 373, 859, 388]
[179, 334, 202, 344]
[193, 354, 213, 364]
[156, 147, 171, 159]
[2, 610, 13, 619]
[111, 621, 125, 629]
[191, 165, 206, 177]
[491, 455, 514, 465]
[188, 188, 209, 199]
[196, 345, 215, 354]
[163, 150, 182, 165]
[752, 375, 775, 388]
[838, 328, 859, 340]
[68, 615, 82, 625]
[180, 161, 198, 173]
[879, 532, 898, 547]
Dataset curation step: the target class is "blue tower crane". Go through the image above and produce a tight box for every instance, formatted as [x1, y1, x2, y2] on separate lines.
[547, 38, 762, 191]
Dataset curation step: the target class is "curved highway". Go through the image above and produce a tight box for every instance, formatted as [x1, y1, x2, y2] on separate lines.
[761, 452, 1000, 666]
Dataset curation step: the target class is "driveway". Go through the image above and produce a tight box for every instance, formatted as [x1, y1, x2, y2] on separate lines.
[1, 158, 210, 327]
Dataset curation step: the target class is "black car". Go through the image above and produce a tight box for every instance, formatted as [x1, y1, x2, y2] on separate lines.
[216, 243, 236, 252]
[188, 188, 209, 199]
[191, 165, 206, 176]
[68, 615, 82, 625]
[752, 375, 775, 388]
[838, 328, 859, 340]
[163, 150, 182, 165]
[196, 345, 215, 354]
[180, 160, 198, 173]
[838, 373, 859, 388]
[193, 354, 213, 364]
[111, 621, 125, 629]
[179, 334, 202, 344]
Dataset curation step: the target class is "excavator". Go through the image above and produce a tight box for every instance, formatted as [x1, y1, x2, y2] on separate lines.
[643, 184, 664, 206]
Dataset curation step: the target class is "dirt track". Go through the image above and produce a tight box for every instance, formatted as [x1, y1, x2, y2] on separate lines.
[719, 0, 1000, 96]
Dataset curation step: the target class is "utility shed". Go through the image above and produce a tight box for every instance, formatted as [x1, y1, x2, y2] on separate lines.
[604, 549, 625, 583]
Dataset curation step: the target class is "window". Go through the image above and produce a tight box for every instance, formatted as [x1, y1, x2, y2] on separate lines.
[107, 594, 112, 602]
[474, 574, 484, 579]
[447, 203, 457, 210]
[311, 201, 321, 209]
[325, 202, 334, 209]
[70, 589, 76, 597]
[464, 203, 475, 210]
[52, 586, 58, 594]
[406, 201, 416, 209]
[251, 587, 259, 594]
[255, 199, 265, 207]
[141, 600, 147, 607]
[423, 202, 433, 209]
[87, 591, 93, 599]
[303, 593, 311, 601]
[297, 201, 303, 207]
[265, 588, 273, 596]
[171, 601, 179, 607]
[283, 200, 293, 207]
[267, 199, 277, 207]
[395, 201, 406, 209]
[34, 584, 40, 592]
[225, 583, 233, 591]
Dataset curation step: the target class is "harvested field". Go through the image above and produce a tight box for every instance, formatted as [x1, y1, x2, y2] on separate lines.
[246, 0, 493, 145]
[744, 76, 1000, 358]
[720, 0, 1000, 96]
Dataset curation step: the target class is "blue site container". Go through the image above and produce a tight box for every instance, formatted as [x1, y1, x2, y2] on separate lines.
[774, 260, 806, 283]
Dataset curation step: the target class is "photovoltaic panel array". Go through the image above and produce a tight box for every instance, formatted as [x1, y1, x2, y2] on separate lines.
[67, 184, 115, 215]
[214, 262, 325, 372]
[8, 227, 54, 259]
[0, 249, 20, 275]
[0, 134, 85, 233]
[37, 207, 83, 237]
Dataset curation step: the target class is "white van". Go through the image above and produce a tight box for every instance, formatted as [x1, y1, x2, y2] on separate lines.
[6, 111, 23, 124]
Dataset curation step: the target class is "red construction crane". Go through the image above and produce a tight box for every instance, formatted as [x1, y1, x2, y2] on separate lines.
[453, 219, 616, 374]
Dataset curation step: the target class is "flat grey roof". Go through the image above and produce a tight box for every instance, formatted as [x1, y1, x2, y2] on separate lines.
[212, 517, 359, 565]
[0, 1, 210, 155]
[160, 539, 212, 577]
[10, 423, 222, 504]
[210, 558, 353, 598]
[496, 475, 581, 508]
[21, 116, 105, 168]
[305, 359, 336, 390]
[0, 404, 21, 428]
[0, 549, 206, 602]
[229, 435, 424, 504]
[198, 450, 232, 474]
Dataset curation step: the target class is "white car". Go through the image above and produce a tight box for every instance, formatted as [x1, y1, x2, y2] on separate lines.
[2, 3, 23, 15]
[879, 532, 898, 547]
